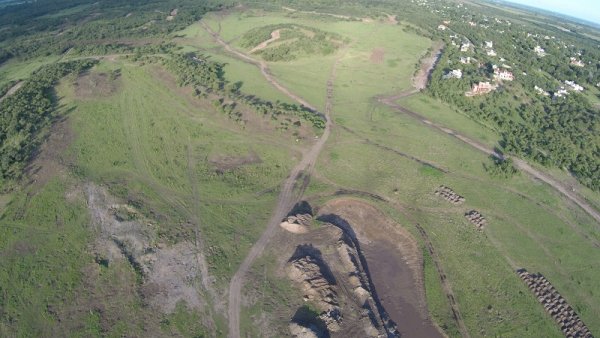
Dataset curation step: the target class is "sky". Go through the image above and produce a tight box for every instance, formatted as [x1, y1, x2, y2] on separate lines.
[507, 0, 600, 24]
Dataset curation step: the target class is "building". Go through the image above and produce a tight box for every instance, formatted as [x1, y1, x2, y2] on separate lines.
[466, 82, 496, 96]
[444, 69, 463, 79]
[534, 85, 550, 96]
[534, 46, 546, 57]
[460, 56, 472, 64]
[438, 24, 447, 31]
[460, 42, 471, 52]
[565, 80, 584, 92]
[485, 41, 493, 48]
[570, 57, 585, 67]
[553, 87, 569, 98]
[494, 68, 514, 81]
[487, 49, 497, 56]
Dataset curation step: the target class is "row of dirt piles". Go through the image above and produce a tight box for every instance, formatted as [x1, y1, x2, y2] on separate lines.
[464, 210, 487, 230]
[85, 183, 215, 320]
[435, 185, 465, 205]
[517, 269, 593, 338]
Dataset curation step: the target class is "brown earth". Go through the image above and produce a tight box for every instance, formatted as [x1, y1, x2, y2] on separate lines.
[208, 152, 261, 173]
[369, 48, 385, 64]
[74, 71, 121, 99]
[25, 116, 75, 190]
[317, 198, 444, 338]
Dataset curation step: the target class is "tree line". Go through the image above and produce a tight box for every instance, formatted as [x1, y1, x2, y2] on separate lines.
[0, 60, 97, 187]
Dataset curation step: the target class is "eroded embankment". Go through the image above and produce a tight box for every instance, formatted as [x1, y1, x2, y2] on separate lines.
[277, 198, 443, 337]
[316, 198, 443, 338]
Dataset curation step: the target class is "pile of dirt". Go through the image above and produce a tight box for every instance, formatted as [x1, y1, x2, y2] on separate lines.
[287, 245, 342, 332]
[370, 48, 385, 64]
[435, 185, 465, 205]
[280, 214, 312, 234]
[285, 230, 393, 337]
[208, 152, 261, 173]
[465, 210, 487, 230]
[74, 71, 121, 99]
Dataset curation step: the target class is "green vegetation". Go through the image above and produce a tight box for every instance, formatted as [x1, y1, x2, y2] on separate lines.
[0, 60, 96, 187]
[240, 23, 344, 61]
[0, 179, 91, 336]
[1, 0, 599, 337]
[164, 52, 325, 129]
[484, 156, 519, 179]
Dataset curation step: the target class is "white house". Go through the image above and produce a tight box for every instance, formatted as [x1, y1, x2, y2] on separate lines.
[494, 68, 514, 81]
[570, 57, 585, 67]
[534, 46, 546, 57]
[444, 69, 463, 79]
[565, 80, 584, 92]
[485, 41, 493, 48]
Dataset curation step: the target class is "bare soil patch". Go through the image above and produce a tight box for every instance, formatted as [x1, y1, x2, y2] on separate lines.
[74, 71, 121, 99]
[317, 198, 443, 338]
[208, 151, 261, 173]
[25, 116, 74, 190]
[370, 48, 385, 64]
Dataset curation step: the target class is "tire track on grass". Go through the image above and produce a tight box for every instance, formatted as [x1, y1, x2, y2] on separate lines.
[201, 21, 342, 338]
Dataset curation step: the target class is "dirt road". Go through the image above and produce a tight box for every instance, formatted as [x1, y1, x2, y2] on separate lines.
[379, 95, 600, 225]
[201, 22, 339, 338]
[0, 81, 23, 103]
[379, 42, 600, 226]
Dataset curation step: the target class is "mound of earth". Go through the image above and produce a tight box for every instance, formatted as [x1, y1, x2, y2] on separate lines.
[284, 230, 395, 337]
[280, 213, 312, 234]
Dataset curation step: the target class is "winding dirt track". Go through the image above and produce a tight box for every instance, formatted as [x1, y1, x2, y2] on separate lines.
[201, 22, 338, 338]
[379, 95, 600, 225]
[379, 43, 600, 226]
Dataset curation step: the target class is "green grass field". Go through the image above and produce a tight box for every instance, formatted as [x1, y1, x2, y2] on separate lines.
[1, 5, 599, 337]
[204, 8, 600, 337]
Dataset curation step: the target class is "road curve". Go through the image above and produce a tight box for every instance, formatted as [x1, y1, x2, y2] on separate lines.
[378, 95, 600, 226]
[201, 22, 335, 338]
